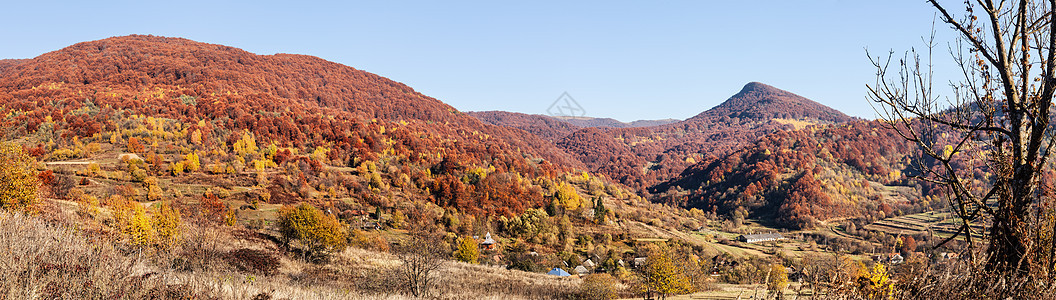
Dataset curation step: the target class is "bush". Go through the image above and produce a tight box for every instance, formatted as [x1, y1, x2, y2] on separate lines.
[581, 273, 619, 300]
[349, 229, 390, 252]
[278, 203, 348, 261]
[224, 248, 279, 276]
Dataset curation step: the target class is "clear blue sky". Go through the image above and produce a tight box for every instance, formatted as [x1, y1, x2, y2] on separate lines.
[0, 1, 955, 121]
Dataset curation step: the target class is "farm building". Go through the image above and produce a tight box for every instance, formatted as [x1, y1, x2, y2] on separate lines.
[737, 233, 786, 243]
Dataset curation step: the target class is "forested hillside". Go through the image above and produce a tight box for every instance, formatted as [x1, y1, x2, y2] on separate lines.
[650, 121, 926, 229]
[557, 82, 856, 193]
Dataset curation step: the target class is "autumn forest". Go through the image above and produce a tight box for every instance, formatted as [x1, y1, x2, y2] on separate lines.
[0, 19, 1053, 300]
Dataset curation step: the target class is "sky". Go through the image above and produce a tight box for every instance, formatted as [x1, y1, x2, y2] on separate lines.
[0, 1, 959, 122]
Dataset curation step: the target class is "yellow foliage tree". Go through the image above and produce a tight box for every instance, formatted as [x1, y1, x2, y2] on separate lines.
[170, 161, 185, 175]
[114, 200, 155, 247]
[767, 264, 789, 295]
[233, 130, 258, 157]
[856, 262, 894, 299]
[278, 203, 348, 260]
[184, 152, 200, 172]
[555, 182, 583, 211]
[453, 236, 480, 264]
[639, 246, 694, 298]
[152, 203, 182, 248]
[311, 146, 329, 161]
[0, 142, 39, 213]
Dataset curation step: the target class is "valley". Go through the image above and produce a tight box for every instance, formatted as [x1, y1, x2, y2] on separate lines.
[0, 35, 986, 299]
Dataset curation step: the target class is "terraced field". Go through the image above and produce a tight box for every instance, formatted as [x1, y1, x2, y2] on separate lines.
[865, 211, 986, 241]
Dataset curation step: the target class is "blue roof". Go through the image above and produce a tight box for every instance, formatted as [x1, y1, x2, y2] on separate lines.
[547, 268, 571, 277]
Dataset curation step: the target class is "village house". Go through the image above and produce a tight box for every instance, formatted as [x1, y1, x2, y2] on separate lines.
[582, 259, 595, 269]
[737, 233, 786, 243]
[574, 265, 590, 276]
[873, 253, 904, 264]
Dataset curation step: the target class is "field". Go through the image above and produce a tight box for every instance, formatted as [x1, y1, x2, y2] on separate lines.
[865, 210, 986, 241]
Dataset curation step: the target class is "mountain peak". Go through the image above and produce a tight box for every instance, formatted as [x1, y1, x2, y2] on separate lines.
[738, 81, 782, 94]
[691, 82, 853, 123]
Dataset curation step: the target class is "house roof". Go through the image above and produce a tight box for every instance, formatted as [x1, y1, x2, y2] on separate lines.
[547, 268, 571, 277]
[739, 233, 785, 240]
[574, 265, 589, 274]
[582, 259, 595, 268]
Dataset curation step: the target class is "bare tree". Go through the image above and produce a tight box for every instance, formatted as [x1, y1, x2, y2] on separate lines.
[869, 0, 1056, 276]
[393, 233, 447, 298]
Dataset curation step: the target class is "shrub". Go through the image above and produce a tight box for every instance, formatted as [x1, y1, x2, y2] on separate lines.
[278, 203, 348, 260]
[76, 194, 100, 218]
[581, 273, 619, 300]
[349, 229, 390, 252]
[224, 248, 279, 276]
[387, 210, 406, 229]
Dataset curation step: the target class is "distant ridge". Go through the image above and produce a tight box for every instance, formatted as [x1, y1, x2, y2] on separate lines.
[551, 116, 679, 128]
[467, 111, 679, 142]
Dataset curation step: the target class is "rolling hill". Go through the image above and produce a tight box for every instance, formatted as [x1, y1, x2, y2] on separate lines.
[0, 35, 606, 217]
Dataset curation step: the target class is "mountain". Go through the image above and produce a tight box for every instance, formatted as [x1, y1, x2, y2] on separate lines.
[0, 35, 597, 217]
[690, 82, 852, 123]
[555, 82, 855, 192]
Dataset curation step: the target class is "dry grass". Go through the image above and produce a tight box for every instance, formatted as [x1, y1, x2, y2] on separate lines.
[334, 247, 581, 299]
[0, 210, 583, 299]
